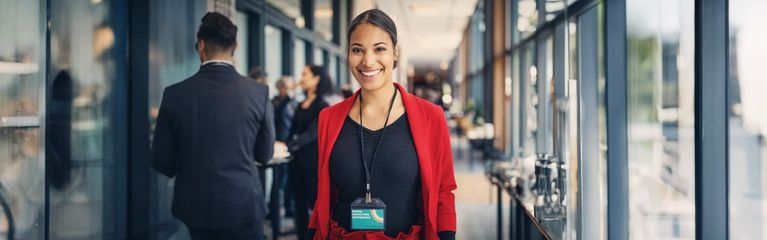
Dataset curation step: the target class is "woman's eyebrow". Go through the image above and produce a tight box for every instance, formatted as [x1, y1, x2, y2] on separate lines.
[349, 42, 389, 47]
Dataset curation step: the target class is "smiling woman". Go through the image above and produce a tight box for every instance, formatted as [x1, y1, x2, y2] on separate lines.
[309, 9, 458, 240]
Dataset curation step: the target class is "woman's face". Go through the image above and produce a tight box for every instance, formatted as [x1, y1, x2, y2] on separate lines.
[300, 66, 319, 92]
[348, 23, 398, 91]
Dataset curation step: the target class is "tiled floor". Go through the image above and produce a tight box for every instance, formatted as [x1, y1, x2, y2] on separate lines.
[170, 135, 505, 240]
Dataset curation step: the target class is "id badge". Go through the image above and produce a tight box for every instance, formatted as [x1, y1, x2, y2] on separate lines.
[350, 197, 386, 230]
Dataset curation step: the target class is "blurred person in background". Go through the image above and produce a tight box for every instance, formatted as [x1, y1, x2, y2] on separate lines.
[286, 64, 333, 239]
[271, 75, 298, 218]
[250, 66, 269, 86]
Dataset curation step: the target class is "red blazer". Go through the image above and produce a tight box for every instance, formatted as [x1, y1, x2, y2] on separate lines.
[309, 83, 457, 240]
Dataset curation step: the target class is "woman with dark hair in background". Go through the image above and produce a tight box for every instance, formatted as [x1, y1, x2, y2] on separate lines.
[287, 64, 333, 240]
[308, 9, 457, 240]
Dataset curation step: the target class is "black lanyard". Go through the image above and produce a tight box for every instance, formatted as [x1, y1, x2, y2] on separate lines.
[358, 87, 398, 202]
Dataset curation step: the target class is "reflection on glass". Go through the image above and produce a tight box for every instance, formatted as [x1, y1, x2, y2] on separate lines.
[627, 0, 695, 238]
[314, 0, 333, 42]
[47, 0, 125, 238]
[234, 11, 249, 75]
[265, 25, 283, 98]
[729, 1, 767, 239]
[148, 1, 206, 238]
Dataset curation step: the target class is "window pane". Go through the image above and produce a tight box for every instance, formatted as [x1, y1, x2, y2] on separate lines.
[729, 1, 767, 239]
[234, 11, 248, 75]
[626, 0, 695, 238]
[265, 25, 283, 98]
[294, 39, 306, 79]
[576, 6, 606, 239]
[564, 17, 579, 240]
[293, 39, 306, 102]
[47, 0, 128, 238]
[314, 0, 333, 42]
[148, 1, 206, 237]
[0, 5, 44, 239]
[314, 47, 324, 65]
[470, 6, 485, 73]
[329, 56, 338, 87]
[266, 0, 303, 24]
[542, 0, 566, 22]
[522, 44, 537, 155]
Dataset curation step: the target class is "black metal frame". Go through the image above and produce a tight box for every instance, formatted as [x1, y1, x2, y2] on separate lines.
[604, 0, 629, 239]
[694, 0, 729, 239]
[128, 0, 151, 238]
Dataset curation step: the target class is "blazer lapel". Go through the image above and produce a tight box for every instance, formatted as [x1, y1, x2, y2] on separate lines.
[397, 83, 436, 231]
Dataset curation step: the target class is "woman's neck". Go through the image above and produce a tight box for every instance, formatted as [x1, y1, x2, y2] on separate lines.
[306, 91, 317, 100]
[360, 83, 397, 111]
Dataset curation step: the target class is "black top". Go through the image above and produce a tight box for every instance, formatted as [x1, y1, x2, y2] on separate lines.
[288, 97, 329, 171]
[271, 95, 296, 141]
[150, 63, 275, 229]
[330, 114, 421, 237]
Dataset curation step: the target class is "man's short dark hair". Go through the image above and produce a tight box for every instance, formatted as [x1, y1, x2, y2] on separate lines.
[197, 12, 237, 55]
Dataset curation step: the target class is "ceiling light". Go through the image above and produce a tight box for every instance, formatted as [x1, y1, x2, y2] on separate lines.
[410, 3, 440, 17]
[519, 0, 537, 18]
[295, 16, 305, 28]
[440, 61, 449, 70]
[314, 8, 332, 19]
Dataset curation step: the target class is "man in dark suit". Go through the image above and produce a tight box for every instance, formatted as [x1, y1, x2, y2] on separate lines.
[151, 12, 274, 240]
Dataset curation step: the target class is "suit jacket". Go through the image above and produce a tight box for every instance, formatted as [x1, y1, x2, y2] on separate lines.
[309, 83, 457, 240]
[151, 63, 275, 230]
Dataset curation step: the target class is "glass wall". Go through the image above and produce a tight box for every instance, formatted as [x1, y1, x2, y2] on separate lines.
[148, 0, 206, 238]
[626, 0, 696, 238]
[0, 1, 45, 239]
[729, 1, 767, 239]
[501, 4, 606, 239]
